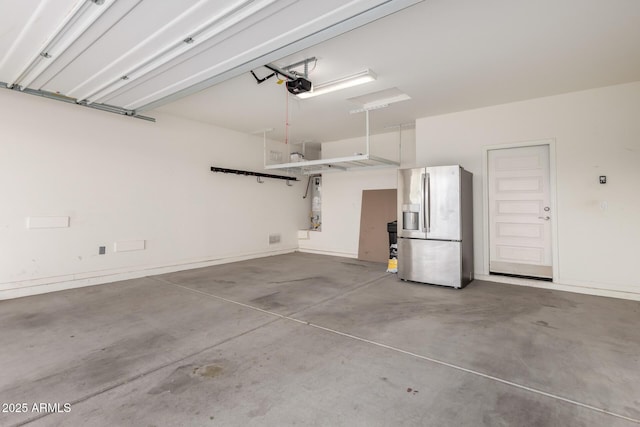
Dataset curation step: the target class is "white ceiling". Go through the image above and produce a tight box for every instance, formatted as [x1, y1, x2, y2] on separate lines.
[0, 0, 419, 115]
[155, 0, 640, 143]
[2, 0, 640, 145]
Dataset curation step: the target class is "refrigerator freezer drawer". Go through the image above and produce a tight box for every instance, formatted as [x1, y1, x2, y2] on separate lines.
[398, 238, 462, 288]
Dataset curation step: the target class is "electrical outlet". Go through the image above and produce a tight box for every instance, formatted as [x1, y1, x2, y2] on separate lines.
[599, 176, 607, 184]
[99, 246, 106, 255]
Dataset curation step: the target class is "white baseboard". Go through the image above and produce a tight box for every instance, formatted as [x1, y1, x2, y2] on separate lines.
[8, 251, 634, 302]
[297, 248, 358, 259]
[0, 248, 296, 301]
[475, 274, 640, 301]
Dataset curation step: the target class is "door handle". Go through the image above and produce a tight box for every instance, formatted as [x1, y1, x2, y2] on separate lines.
[421, 173, 430, 232]
[538, 216, 550, 221]
[426, 172, 431, 232]
[421, 174, 427, 232]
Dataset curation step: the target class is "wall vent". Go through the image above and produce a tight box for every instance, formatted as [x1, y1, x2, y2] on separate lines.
[269, 233, 281, 244]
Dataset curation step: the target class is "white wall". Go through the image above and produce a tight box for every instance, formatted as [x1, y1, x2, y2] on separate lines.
[299, 128, 415, 257]
[0, 90, 307, 299]
[416, 81, 640, 297]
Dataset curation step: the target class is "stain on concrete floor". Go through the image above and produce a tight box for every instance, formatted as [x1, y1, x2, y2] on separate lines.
[194, 364, 223, 378]
[250, 292, 285, 310]
[533, 320, 558, 329]
[148, 362, 226, 395]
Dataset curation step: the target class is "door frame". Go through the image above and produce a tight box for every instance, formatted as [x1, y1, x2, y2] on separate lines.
[481, 139, 559, 281]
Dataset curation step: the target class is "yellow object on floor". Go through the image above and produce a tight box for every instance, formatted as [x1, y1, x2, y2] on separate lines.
[386, 258, 397, 273]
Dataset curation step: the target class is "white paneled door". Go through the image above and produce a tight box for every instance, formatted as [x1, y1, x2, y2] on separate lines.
[488, 145, 552, 279]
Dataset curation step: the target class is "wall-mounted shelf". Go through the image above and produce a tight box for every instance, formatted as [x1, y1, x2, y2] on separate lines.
[211, 166, 298, 184]
[264, 154, 399, 175]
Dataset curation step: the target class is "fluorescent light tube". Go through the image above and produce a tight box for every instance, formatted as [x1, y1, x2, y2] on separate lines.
[349, 103, 389, 114]
[297, 69, 376, 99]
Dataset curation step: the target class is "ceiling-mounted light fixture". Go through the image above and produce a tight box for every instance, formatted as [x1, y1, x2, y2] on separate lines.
[349, 103, 389, 114]
[297, 69, 376, 99]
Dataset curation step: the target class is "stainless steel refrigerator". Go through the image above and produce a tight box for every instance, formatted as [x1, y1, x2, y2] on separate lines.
[397, 165, 474, 288]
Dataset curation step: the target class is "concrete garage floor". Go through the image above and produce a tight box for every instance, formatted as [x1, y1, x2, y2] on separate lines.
[1, 253, 639, 426]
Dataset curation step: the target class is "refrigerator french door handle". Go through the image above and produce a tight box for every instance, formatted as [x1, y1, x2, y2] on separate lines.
[421, 173, 427, 232]
[426, 172, 431, 232]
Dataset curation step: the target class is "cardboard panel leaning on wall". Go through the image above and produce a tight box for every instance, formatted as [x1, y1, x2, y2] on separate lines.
[415, 81, 640, 297]
[358, 189, 397, 263]
[0, 89, 308, 299]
